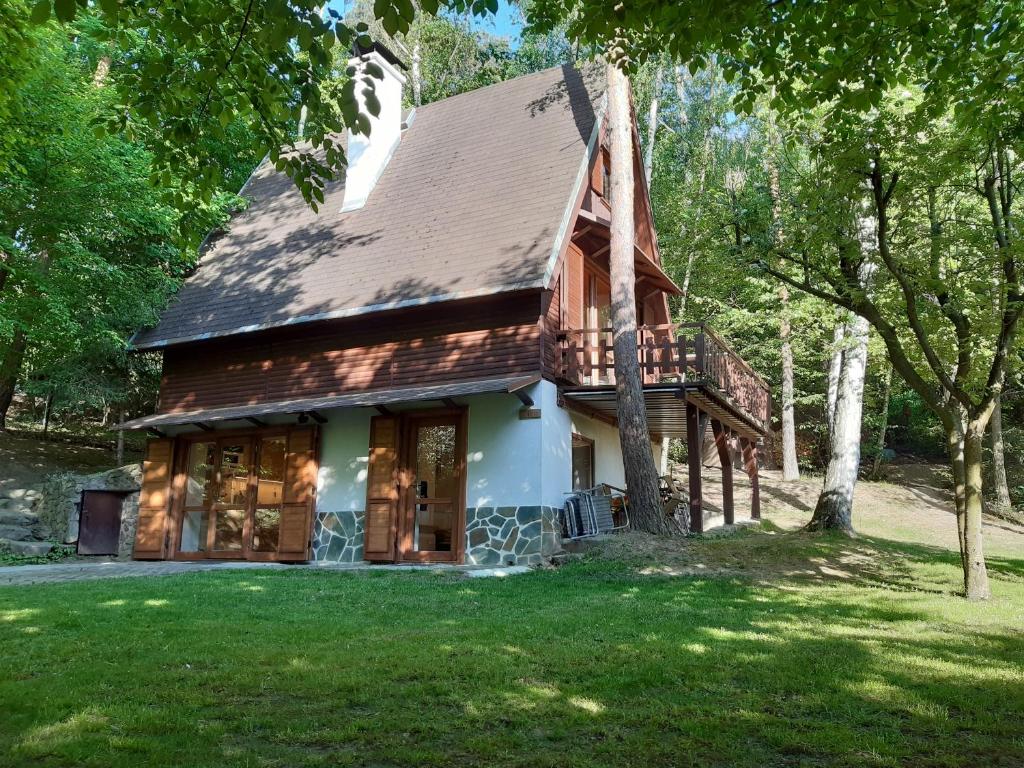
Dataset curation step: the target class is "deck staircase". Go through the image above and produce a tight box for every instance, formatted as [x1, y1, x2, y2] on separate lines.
[0, 489, 52, 556]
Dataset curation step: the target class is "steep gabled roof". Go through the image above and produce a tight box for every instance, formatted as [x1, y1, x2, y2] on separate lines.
[133, 64, 606, 350]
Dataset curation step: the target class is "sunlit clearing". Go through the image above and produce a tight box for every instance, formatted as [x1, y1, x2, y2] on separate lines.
[99, 600, 126, 608]
[1, 608, 41, 622]
[569, 696, 606, 715]
[144, 599, 169, 607]
[22, 709, 109, 749]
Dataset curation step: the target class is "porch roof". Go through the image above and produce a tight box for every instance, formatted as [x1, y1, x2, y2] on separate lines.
[117, 375, 540, 431]
[561, 383, 768, 440]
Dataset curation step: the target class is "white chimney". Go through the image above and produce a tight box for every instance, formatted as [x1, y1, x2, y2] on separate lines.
[341, 44, 408, 213]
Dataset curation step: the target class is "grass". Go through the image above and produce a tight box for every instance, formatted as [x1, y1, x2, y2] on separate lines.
[2, 526, 1023, 767]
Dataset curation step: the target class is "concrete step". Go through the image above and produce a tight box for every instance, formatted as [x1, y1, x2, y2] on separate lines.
[0, 539, 53, 556]
[0, 508, 40, 527]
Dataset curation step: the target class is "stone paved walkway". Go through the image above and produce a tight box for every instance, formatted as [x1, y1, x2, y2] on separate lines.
[0, 559, 530, 586]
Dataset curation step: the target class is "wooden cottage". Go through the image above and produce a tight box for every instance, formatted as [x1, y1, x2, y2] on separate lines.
[121, 48, 769, 566]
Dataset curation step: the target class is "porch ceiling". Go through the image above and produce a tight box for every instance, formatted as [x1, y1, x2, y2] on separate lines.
[560, 384, 767, 440]
[117, 375, 540, 431]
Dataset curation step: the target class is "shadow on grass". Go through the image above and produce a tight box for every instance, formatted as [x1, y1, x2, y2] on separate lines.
[1, 559, 1023, 767]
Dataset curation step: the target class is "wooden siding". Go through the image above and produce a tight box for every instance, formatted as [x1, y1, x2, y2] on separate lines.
[159, 293, 543, 413]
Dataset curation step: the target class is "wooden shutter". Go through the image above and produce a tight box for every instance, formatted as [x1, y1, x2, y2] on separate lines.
[278, 426, 318, 560]
[133, 438, 174, 559]
[364, 415, 399, 561]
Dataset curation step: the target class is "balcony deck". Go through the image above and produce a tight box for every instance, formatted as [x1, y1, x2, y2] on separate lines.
[556, 323, 771, 439]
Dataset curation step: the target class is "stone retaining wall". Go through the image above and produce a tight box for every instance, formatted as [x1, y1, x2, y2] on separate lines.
[36, 464, 142, 557]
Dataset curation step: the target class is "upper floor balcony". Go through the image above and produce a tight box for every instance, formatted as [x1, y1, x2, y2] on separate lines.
[556, 323, 771, 437]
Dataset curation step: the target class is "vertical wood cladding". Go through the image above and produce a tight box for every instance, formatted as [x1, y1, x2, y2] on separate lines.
[158, 293, 543, 413]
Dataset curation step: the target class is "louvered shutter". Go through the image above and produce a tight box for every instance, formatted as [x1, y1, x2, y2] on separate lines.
[364, 415, 399, 561]
[133, 438, 174, 559]
[278, 426, 318, 560]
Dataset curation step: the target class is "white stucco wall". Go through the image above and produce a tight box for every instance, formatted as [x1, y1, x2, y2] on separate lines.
[464, 391, 544, 508]
[570, 411, 663, 490]
[539, 380, 573, 508]
[315, 384, 570, 513]
[316, 408, 372, 513]
[313, 380, 656, 514]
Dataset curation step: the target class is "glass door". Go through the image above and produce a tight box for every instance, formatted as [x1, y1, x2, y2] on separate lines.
[176, 434, 289, 560]
[210, 440, 251, 556]
[399, 414, 465, 562]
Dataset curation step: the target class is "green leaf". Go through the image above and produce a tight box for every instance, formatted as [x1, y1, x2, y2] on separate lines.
[29, 0, 51, 23]
[54, 0, 76, 23]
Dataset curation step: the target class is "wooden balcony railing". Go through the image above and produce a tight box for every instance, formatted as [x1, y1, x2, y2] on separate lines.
[557, 323, 771, 428]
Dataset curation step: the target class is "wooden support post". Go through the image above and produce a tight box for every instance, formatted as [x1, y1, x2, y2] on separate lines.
[740, 437, 761, 520]
[711, 419, 734, 525]
[685, 402, 705, 532]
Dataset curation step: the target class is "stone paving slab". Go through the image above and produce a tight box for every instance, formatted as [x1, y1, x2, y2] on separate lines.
[0, 559, 527, 586]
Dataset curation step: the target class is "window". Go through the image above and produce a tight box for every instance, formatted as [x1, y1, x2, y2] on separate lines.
[601, 149, 611, 202]
[572, 433, 595, 491]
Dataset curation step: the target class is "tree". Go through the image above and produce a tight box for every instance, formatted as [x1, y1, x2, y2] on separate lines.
[0, 20, 242, 431]
[607, 62, 670, 534]
[745, 100, 1021, 599]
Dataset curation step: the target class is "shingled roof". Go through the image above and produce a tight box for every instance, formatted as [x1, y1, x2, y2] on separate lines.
[132, 64, 606, 350]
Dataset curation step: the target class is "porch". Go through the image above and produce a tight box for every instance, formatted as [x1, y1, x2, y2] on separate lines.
[556, 323, 771, 533]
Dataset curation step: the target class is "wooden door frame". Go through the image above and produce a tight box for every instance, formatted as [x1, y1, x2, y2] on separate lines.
[167, 426, 302, 562]
[395, 406, 468, 564]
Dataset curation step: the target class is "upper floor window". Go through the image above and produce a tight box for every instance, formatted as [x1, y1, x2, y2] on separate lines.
[600, 148, 611, 203]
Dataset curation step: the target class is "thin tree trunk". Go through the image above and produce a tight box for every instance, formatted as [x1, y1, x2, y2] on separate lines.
[765, 132, 800, 481]
[990, 395, 1011, 511]
[411, 41, 423, 107]
[779, 306, 800, 479]
[826, 320, 846, 436]
[41, 390, 53, 441]
[0, 327, 27, 432]
[607, 63, 671, 534]
[809, 312, 869, 533]
[962, 422, 992, 599]
[116, 407, 125, 466]
[643, 64, 662, 189]
[871, 363, 892, 478]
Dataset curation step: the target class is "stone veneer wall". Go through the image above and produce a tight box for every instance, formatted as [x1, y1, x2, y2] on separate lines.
[36, 464, 142, 557]
[313, 506, 563, 566]
[312, 510, 365, 562]
[465, 505, 562, 566]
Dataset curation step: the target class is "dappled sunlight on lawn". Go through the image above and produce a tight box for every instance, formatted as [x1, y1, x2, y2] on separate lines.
[0, 539, 1022, 767]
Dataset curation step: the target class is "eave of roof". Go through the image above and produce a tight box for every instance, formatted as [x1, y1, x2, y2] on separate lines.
[117, 375, 541, 430]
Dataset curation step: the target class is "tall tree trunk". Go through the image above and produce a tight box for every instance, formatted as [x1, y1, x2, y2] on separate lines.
[871, 362, 892, 478]
[826, 320, 846, 436]
[643, 64, 662, 188]
[0, 328, 27, 432]
[606, 63, 671, 534]
[990, 395, 1011, 512]
[411, 41, 423, 108]
[640, 61, 671, 476]
[765, 133, 800, 481]
[779, 304, 800, 479]
[808, 312, 869, 533]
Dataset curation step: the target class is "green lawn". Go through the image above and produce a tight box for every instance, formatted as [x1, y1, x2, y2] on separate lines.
[2, 530, 1023, 767]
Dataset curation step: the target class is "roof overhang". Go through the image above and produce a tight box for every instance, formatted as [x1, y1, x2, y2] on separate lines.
[561, 384, 767, 440]
[573, 209, 682, 296]
[118, 375, 541, 431]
